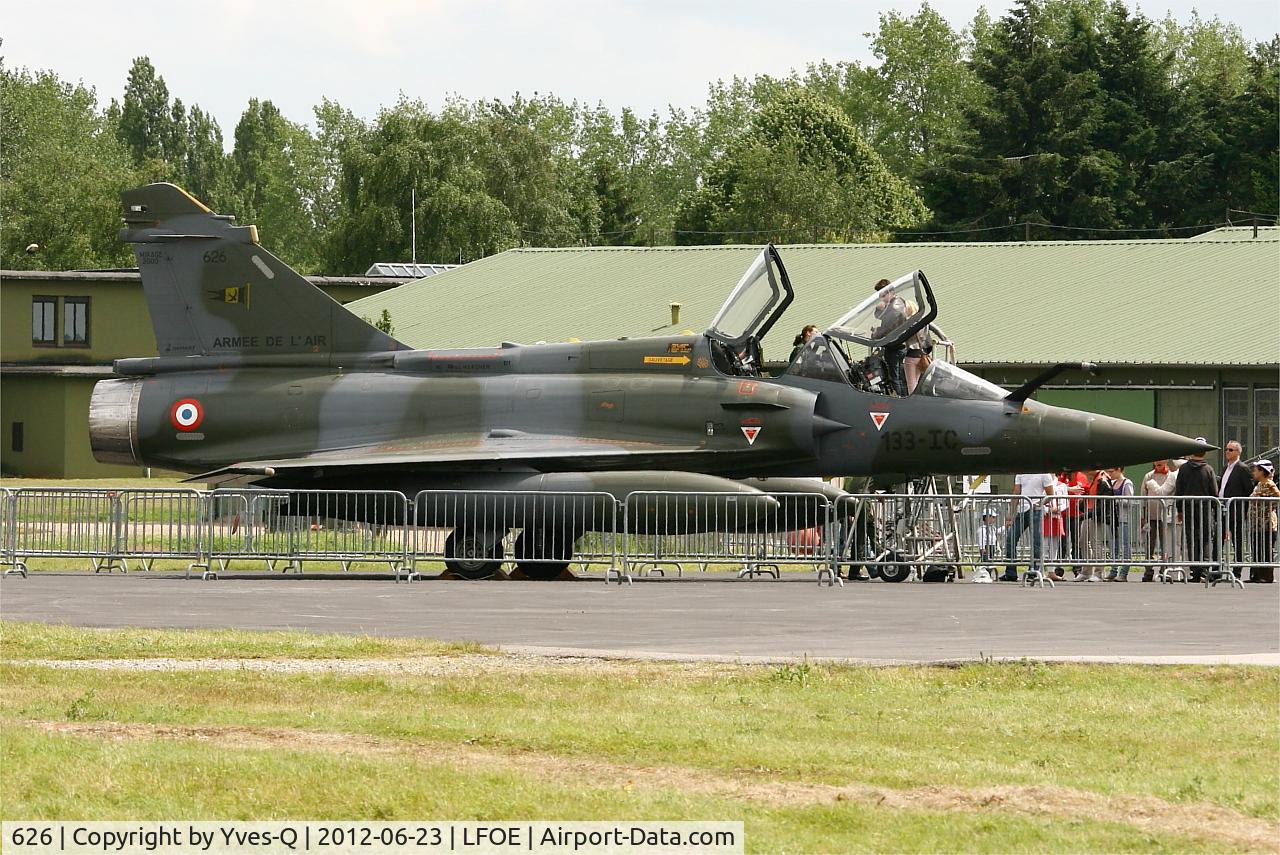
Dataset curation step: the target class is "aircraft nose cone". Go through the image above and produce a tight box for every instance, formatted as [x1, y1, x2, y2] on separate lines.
[1083, 413, 1216, 465]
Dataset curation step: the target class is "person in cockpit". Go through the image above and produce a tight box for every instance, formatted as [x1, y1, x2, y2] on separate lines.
[789, 324, 819, 363]
[902, 299, 934, 394]
[872, 278, 908, 396]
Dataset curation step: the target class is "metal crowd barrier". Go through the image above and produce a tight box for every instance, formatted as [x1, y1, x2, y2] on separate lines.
[943, 493, 1262, 587]
[0, 486, 1274, 589]
[407, 490, 618, 581]
[0, 487, 20, 577]
[259, 489, 407, 576]
[620, 491, 842, 586]
[115, 488, 208, 574]
[836, 493, 963, 583]
[9, 488, 124, 575]
[1224, 497, 1279, 584]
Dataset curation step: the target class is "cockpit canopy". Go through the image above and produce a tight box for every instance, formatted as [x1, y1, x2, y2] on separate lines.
[824, 270, 937, 350]
[706, 245, 794, 349]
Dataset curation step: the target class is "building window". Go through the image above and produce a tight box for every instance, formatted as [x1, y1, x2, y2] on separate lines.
[31, 296, 56, 345]
[1222, 385, 1280, 462]
[63, 296, 90, 346]
[1223, 387, 1250, 453]
[11, 422, 23, 453]
[1257, 388, 1278, 458]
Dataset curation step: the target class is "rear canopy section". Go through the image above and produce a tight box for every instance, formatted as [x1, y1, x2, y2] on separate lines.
[823, 269, 937, 350]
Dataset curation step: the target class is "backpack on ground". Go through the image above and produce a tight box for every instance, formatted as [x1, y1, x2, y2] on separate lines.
[921, 565, 956, 583]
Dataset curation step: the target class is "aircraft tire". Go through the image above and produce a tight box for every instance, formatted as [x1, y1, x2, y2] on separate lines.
[444, 531, 504, 580]
[514, 528, 575, 581]
[878, 550, 912, 583]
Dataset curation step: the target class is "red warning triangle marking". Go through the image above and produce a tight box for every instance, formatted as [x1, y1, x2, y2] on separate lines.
[741, 426, 761, 445]
[870, 412, 889, 431]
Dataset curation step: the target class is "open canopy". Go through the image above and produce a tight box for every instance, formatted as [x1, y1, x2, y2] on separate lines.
[824, 270, 937, 350]
[705, 245, 794, 348]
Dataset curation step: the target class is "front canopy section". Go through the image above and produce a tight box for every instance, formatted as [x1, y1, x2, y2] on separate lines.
[706, 245, 795, 349]
[824, 270, 937, 350]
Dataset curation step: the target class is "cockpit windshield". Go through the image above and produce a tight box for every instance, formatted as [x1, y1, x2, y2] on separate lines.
[824, 270, 937, 349]
[706, 245, 794, 348]
[914, 360, 1008, 401]
[789, 335, 852, 384]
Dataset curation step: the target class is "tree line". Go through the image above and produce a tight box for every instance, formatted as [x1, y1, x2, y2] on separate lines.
[2, 0, 1275, 274]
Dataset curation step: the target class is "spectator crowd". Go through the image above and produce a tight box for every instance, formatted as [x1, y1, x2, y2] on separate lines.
[991, 441, 1277, 584]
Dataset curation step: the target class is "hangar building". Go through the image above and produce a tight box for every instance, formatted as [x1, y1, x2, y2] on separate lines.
[1, 231, 1276, 479]
[349, 229, 1280, 483]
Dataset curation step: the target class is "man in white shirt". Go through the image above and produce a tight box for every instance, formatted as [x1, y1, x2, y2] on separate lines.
[1002, 473, 1056, 581]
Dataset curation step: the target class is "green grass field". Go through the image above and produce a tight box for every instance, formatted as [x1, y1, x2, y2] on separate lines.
[1, 622, 1278, 853]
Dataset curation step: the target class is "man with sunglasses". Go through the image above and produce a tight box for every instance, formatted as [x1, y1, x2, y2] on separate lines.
[1220, 440, 1256, 577]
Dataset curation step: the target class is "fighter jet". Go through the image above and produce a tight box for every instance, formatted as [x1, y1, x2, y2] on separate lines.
[90, 184, 1211, 577]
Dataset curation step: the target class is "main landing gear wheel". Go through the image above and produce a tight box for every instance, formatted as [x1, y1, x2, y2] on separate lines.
[514, 528, 576, 580]
[444, 530, 504, 579]
[878, 550, 912, 583]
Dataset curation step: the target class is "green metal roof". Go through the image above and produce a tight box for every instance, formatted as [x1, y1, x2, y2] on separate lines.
[349, 239, 1280, 366]
[1187, 226, 1279, 241]
[1187, 226, 1280, 240]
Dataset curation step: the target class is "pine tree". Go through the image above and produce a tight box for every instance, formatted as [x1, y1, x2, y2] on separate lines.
[117, 57, 177, 166]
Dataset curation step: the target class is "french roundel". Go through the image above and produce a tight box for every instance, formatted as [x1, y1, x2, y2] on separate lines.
[170, 398, 204, 431]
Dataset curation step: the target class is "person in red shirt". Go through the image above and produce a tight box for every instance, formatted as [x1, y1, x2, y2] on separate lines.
[1059, 471, 1089, 578]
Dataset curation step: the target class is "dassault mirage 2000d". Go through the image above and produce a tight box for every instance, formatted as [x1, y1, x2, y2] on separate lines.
[90, 183, 1211, 578]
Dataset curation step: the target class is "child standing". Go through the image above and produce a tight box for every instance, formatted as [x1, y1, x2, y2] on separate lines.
[977, 508, 1004, 565]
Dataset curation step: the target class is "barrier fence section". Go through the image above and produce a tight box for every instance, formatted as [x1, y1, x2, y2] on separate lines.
[837, 493, 964, 583]
[10, 488, 123, 574]
[1225, 497, 1279, 584]
[199, 490, 255, 578]
[830, 493, 1250, 587]
[408, 490, 619, 581]
[0, 487, 19, 576]
[115, 488, 208, 574]
[620, 491, 842, 586]
[201, 489, 411, 578]
[945, 493, 1239, 586]
[0, 487, 1274, 588]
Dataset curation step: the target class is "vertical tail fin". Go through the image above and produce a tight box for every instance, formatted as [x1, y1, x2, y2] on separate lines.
[121, 183, 406, 359]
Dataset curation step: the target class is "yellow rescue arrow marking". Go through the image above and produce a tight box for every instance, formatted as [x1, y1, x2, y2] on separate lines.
[643, 355, 691, 365]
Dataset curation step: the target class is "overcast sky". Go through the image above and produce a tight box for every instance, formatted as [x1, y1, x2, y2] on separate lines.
[4, 0, 1277, 136]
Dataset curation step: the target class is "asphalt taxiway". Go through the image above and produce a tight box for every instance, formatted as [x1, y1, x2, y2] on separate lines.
[2, 572, 1277, 664]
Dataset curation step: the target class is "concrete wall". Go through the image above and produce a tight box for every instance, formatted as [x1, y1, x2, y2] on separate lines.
[0, 375, 143, 477]
[1, 374, 67, 475]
